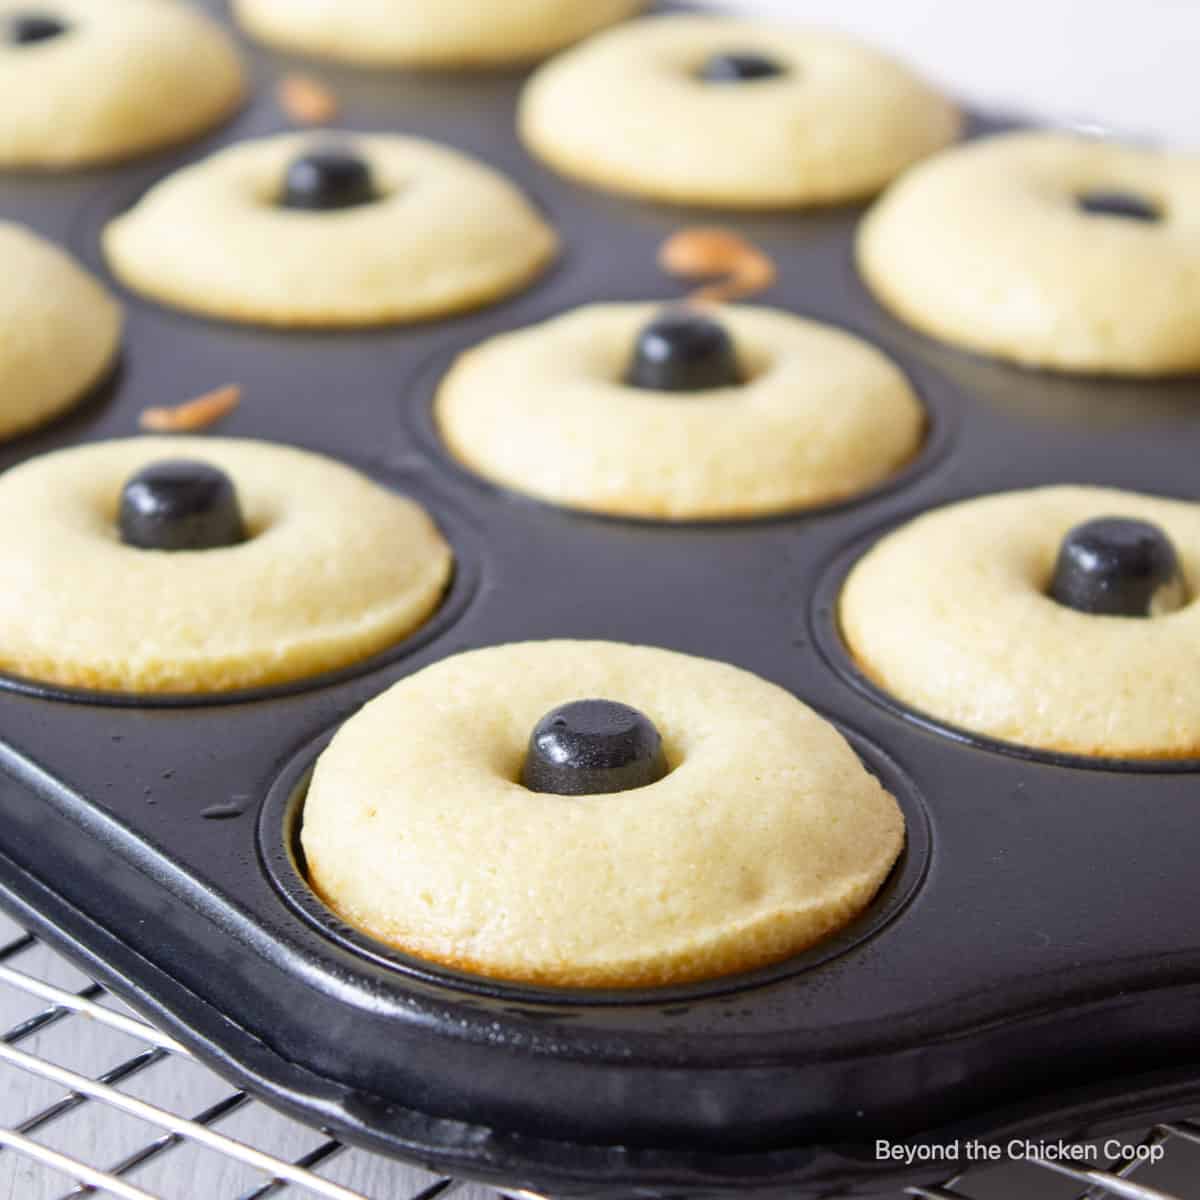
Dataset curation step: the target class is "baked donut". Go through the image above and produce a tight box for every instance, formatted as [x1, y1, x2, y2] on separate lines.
[858, 132, 1200, 375]
[302, 640, 905, 988]
[840, 486, 1200, 758]
[232, 0, 647, 68]
[102, 132, 558, 328]
[0, 438, 452, 694]
[434, 302, 926, 520]
[0, 222, 120, 441]
[519, 15, 961, 209]
[0, 0, 244, 168]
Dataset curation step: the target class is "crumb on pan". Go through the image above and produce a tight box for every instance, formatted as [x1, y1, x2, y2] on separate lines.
[139, 384, 242, 433]
[658, 228, 778, 305]
[277, 74, 339, 125]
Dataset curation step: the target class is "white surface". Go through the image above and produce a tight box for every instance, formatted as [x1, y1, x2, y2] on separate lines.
[701, 0, 1198, 147]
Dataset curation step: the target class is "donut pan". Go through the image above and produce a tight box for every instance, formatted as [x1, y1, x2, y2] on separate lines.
[2, 4, 1200, 1197]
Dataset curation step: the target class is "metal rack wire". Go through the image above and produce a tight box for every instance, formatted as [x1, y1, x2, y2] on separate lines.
[0, 909, 1194, 1200]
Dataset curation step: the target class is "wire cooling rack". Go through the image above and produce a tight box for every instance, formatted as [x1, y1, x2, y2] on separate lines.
[0, 908, 1196, 1200]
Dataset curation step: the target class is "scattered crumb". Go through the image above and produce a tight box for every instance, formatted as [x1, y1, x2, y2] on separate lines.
[658, 228, 777, 305]
[277, 74, 339, 125]
[139, 384, 241, 433]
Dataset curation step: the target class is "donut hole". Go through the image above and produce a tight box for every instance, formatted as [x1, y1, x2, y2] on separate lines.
[1074, 187, 1164, 223]
[513, 701, 681, 796]
[612, 359, 774, 396]
[600, 324, 775, 395]
[94, 475, 279, 550]
[106, 515, 273, 552]
[1034, 561, 1194, 619]
[691, 49, 794, 85]
[6, 12, 73, 45]
[248, 153, 403, 212]
[260, 179, 399, 212]
[515, 764, 680, 796]
[1038, 515, 1193, 620]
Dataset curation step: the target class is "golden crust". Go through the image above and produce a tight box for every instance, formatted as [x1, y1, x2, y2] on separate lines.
[0, 0, 244, 169]
[233, 0, 647, 68]
[103, 132, 558, 329]
[0, 438, 453, 694]
[0, 223, 121, 442]
[858, 132, 1200, 375]
[841, 486, 1200, 758]
[435, 303, 925, 521]
[302, 640, 905, 988]
[519, 15, 961, 209]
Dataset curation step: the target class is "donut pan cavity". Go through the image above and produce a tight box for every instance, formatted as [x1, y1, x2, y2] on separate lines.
[1, 3, 1200, 1197]
[258, 727, 931, 1009]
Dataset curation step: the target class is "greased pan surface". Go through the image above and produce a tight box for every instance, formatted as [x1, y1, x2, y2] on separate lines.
[0, 3, 1198, 1196]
